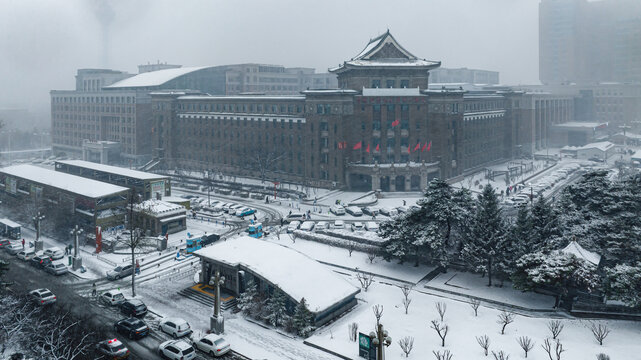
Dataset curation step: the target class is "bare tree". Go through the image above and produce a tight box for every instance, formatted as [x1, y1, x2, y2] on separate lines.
[433, 350, 453, 360]
[398, 336, 414, 357]
[589, 322, 610, 346]
[547, 320, 564, 340]
[476, 335, 491, 356]
[356, 271, 374, 292]
[497, 311, 515, 335]
[596, 354, 610, 360]
[470, 299, 481, 316]
[367, 248, 377, 263]
[517, 336, 535, 358]
[249, 148, 288, 183]
[492, 350, 510, 360]
[372, 305, 384, 327]
[430, 320, 449, 347]
[400, 285, 412, 314]
[348, 241, 355, 257]
[121, 193, 156, 297]
[542, 338, 565, 360]
[435, 302, 447, 321]
[348, 322, 358, 342]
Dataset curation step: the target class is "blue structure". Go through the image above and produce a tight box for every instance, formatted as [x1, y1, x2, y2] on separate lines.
[247, 223, 263, 238]
[186, 237, 203, 253]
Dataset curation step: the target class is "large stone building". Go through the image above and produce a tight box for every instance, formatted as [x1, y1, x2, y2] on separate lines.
[430, 67, 499, 85]
[151, 31, 570, 191]
[539, 0, 641, 85]
[50, 65, 336, 165]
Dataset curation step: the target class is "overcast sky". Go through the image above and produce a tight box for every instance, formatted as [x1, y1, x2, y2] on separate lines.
[0, 0, 540, 119]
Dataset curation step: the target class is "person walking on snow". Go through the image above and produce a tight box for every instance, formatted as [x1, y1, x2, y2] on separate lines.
[21, 238, 25, 249]
[92, 282, 97, 297]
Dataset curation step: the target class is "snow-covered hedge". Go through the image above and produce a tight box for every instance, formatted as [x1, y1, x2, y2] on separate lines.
[292, 230, 379, 252]
[316, 229, 384, 245]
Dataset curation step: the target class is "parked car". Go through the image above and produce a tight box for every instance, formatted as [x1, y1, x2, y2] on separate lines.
[45, 262, 68, 276]
[228, 204, 243, 214]
[101, 290, 126, 306]
[0, 238, 11, 247]
[31, 255, 53, 269]
[6, 242, 22, 255]
[287, 221, 301, 233]
[378, 207, 392, 216]
[43, 247, 64, 260]
[159, 318, 192, 338]
[345, 206, 363, 216]
[16, 249, 36, 261]
[115, 317, 150, 340]
[235, 208, 256, 217]
[395, 206, 409, 213]
[315, 221, 329, 231]
[365, 221, 379, 232]
[333, 220, 345, 229]
[96, 338, 130, 360]
[107, 264, 134, 280]
[158, 340, 196, 360]
[194, 333, 231, 357]
[351, 222, 364, 232]
[286, 212, 305, 222]
[120, 299, 148, 318]
[29, 288, 56, 306]
[299, 221, 315, 231]
[329, 205, 346, 215]
[362, 206, 379, 216]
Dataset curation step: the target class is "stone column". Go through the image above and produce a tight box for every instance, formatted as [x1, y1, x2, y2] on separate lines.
[405, 176, 411, 192]
[390, 179, 396, 192]
[420, 173, 428, 190]
[371, 175, 380, 191]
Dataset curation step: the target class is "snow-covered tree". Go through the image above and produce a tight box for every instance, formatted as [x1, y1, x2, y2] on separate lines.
[293, 297, 314, 337]
[266, 288, 289, 327]
[512, 251, 600, 308]
[603, 263, 641, 307]
[530, 195, 560, 252]
[237, 279, 259, 316]
[379, 214, 413, 263]
[461, 184, 507, 286]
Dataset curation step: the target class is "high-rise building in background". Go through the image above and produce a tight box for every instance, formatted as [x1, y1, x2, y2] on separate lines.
[539, 0, 641, 85]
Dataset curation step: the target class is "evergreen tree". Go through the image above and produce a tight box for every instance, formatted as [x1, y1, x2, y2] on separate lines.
[530, 194, 560, 252]
[293, 297, 315, 337]
[603, 264, 641, 308]
[461, 184, 506, 286]
[0, 259, 9, 287]
[266, 288, 289, 327]
[379, 214, 412, 263]
[237, 279, 259, 316]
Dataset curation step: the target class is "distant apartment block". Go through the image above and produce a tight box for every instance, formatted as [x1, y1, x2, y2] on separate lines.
[430, 68, 499, 85]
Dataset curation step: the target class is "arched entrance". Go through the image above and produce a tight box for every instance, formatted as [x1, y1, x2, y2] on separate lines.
[380, 176, 390, 192]
[394, 175, 406, 192]
[349, 174, 372, 192]
[410, 175, 421, 191]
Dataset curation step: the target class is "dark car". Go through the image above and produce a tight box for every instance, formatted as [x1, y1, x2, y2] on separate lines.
[31, 255, 53, 269]
[114, 317, 150, 340]
[120, 299, 148, 318]
[201, 233, 220, 246]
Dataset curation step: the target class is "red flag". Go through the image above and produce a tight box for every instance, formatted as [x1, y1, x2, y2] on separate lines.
[421, 142, 427, 152]
[407, 144, 410, 153]
[338, 142, 342, 149]
[413, 142, 421, 152]
[366, 144, 370, 153]
[391, 119, 400, 127]
[353, 141, 362, 150]
[427, 141, 432, 151]
[343, 141, 347, 148]
[375, 144, 380, 152]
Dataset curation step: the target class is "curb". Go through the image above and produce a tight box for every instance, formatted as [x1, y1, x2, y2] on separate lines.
[303, 340, 352, 360]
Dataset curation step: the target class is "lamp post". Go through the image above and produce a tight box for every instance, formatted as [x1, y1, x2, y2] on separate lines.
[209, 270, 225, 334]
[528, 182, 533, 204]
[368, 323, 392, 360]
[71, 225, 84, 270]
[32, 212, 45, 252]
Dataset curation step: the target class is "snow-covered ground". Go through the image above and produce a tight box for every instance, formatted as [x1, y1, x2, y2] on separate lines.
[307, 276, 641, 360]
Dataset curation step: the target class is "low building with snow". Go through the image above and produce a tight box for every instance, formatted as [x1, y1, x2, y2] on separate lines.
[194, 236, 360, 326]
[560, 141, 615, 161]
[561, 241, 601, 268]
[133, 199, 186, 236]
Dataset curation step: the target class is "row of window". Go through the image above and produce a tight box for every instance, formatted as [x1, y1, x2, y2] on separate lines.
[179, 102, 303, 114]
[52, 95, 136, 104]
[371, 79, 411, 88]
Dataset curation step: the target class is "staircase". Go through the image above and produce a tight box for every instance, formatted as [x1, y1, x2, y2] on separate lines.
[140, 158, 161, 172]
[178, 287, 237, 310]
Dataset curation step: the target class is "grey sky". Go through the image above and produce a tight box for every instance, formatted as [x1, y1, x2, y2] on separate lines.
[0, 0, 540, 118]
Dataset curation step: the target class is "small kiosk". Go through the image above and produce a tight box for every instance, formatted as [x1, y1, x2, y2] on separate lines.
[0, 218, 22, 240]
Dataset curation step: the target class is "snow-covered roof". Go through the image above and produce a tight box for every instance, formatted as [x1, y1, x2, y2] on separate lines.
[194, 236, 360, 313]
[134, 199, 185, 217]
[0, 164, 129, 199]
[576, 141, 614, 152]
[613, 132, 641, 140]
[104, 66, 207, 88]
[362, 87, 421, 96]
[0, 218, 21, 228]
[56, 160, 168, 181]
[553, 121, 607, 129]
[561, 241, 601, 266]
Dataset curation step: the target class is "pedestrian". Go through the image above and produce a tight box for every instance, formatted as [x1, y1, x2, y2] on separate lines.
[92, 282, 97, 297]
[21, 238, 25, 249]
[403, 200, 406, 206]
[135, 259, 140, 275]
[253, 213, 257, 221]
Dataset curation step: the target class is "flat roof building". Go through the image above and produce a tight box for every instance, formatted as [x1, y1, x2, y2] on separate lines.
[54, 159, 171, 200]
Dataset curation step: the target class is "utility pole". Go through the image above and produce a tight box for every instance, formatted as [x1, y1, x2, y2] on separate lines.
[32, 212, 45, 252]
[71, 225, 84, 270]
[210, 270, 225, 334]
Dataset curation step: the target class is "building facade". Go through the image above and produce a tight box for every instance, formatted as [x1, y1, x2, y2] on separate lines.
[151, 32, 565, 191]
[430, 67, 500, 85]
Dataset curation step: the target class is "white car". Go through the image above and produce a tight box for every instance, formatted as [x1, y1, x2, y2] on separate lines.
[30, 288, 56, 305]
[287, 221, 301, 233]
[100, 289, 126, 306]
[194, 334, 231, 357]
[16, 250, 36, 261]
[365, 221, 379, 232]
[315, 221, 329, 231]
[158, 340, 196, 360]
[159, 318, 192, 338]
[329, 205, 346, 215]
[6, 242, 22, 255]
[96, 338, 130, 359]
[351, 222, 364, 232]
[299, 221, 315, 231]
[345, 206, 363, 216]
[333, 220, 345, 229]
[44, 247, 64, 260]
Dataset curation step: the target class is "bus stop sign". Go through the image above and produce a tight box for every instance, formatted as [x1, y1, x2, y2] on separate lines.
[358, 333, 376, 360]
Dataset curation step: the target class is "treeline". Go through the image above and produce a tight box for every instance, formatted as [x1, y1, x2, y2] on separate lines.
[378, 172, 641, 308]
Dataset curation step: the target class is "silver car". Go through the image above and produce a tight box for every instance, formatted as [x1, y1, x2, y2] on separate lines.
[107, 264, 134, 280]
[45, 262, 69, 276]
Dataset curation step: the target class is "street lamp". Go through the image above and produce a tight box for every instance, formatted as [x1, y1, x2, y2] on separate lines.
[209, 270, 226, 334]
[368, 324, 392, 360]
[32, 212, 45, 252]
[528, 182, 533, 204]
[70, 225, 84, 270]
